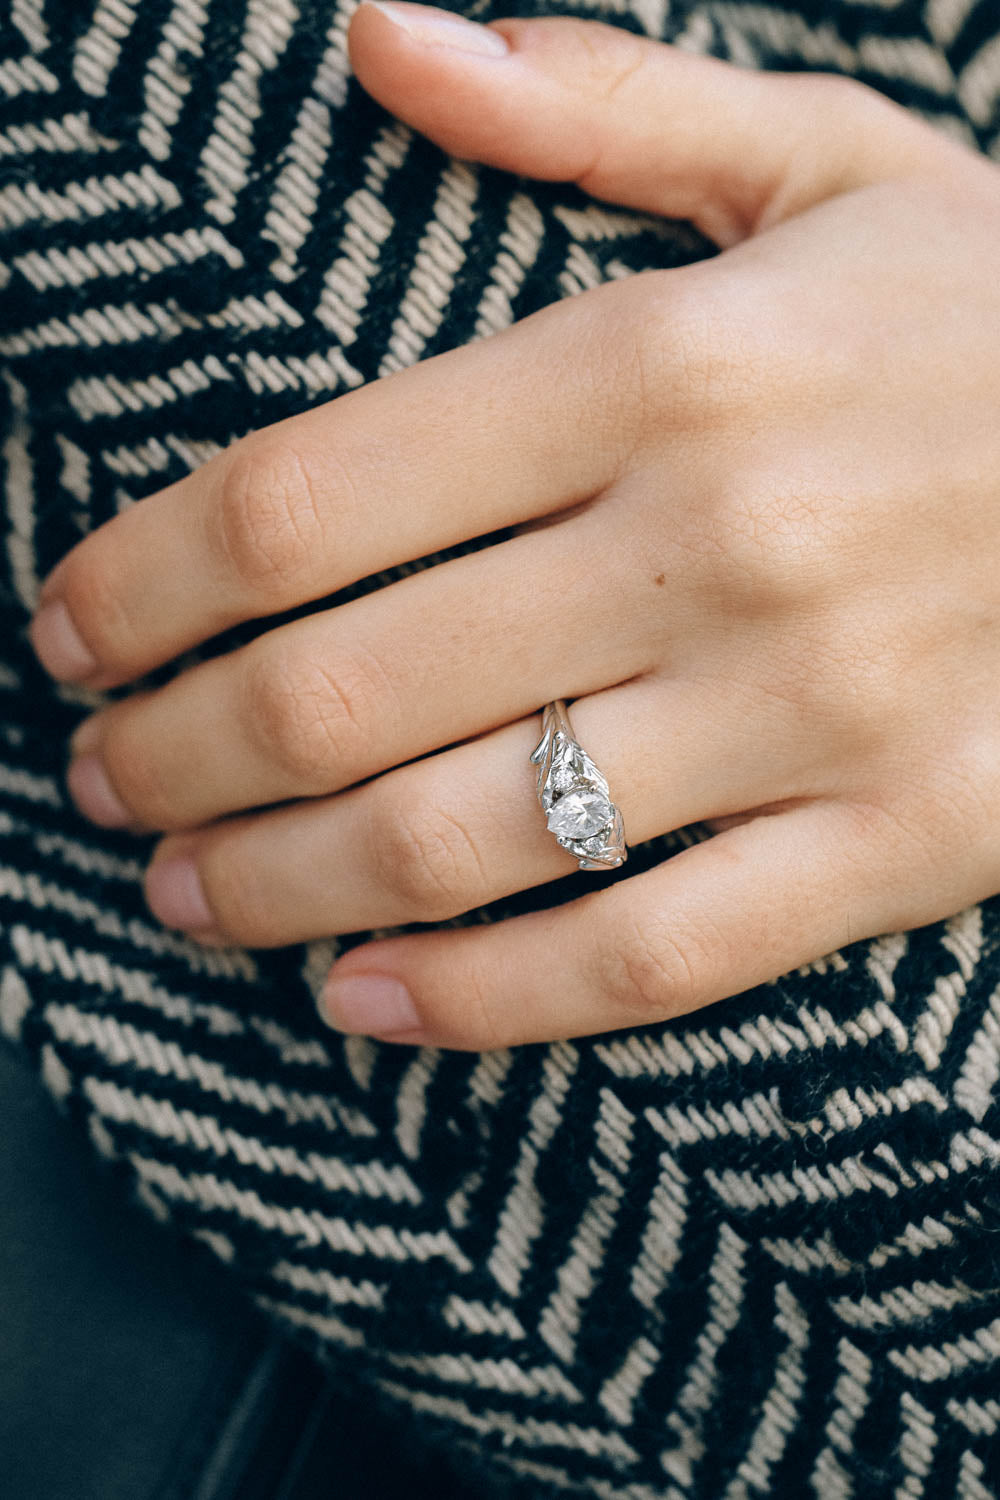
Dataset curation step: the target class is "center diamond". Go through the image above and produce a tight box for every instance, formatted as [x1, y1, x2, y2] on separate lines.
[547, 790, 614, 842]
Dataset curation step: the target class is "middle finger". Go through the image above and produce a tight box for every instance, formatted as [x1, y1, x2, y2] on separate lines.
[68, 512, 653, 832]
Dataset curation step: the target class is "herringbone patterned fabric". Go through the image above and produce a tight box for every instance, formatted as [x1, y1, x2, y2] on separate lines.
[3, 1, 1000, 1494]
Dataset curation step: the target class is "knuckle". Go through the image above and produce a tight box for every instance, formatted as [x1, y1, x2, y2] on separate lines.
[598, 915, 706, 1022]
[100, 718, 173, 827]
[686, 481, 837, 619]
[198, 842, 278, 946]
[583, 28, 649, 107]
[60, 546, 145, 678]
[242, 645, 379, 788]
[442, 968, 507, 1052]
[776, 73, 938, 181]
[534, 22, 649, 127]
[791, 70, 883, 126]
[214, 435, 327, 597]
[400, 953, 504, 1052]
[373, 791, 487, 920]
[871, 741, 997, 854]
[616, 272, 761, 447]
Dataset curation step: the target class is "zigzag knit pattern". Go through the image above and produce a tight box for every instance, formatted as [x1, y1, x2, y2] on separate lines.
[3, 1, 1000, 1494]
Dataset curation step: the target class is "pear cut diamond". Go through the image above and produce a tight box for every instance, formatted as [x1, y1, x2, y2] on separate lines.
[547, 790, 614, 842]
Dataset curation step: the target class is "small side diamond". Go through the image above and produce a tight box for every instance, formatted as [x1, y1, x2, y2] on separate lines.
[580, 833, 611, 856]
[549, 761, 578, 795]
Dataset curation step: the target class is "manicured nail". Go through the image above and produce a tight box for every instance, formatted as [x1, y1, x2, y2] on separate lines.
[145, 856, 214, 932]
[319, 973, 423, 1038]
[29, 600, 98, 682]
[67, 755, 131, 828]
[368, 1, 509, 57]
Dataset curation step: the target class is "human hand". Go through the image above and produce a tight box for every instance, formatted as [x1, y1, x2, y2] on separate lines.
[28, 3, 1000, 1049]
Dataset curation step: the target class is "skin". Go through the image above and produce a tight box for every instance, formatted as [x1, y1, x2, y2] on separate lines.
[27, 2, 1000, 1050]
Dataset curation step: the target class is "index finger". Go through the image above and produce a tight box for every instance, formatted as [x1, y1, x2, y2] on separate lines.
[29, 280, 644, 688]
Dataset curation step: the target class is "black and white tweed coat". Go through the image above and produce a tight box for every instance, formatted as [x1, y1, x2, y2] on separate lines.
[3, 1, 1000, 1494]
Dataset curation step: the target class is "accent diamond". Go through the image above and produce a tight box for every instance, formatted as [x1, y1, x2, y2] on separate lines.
[580, 833, 611, 856]
[548, 760, 578, 795]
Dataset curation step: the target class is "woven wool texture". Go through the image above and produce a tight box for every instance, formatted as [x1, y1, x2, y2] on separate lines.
[3, 0, 1000, 1494]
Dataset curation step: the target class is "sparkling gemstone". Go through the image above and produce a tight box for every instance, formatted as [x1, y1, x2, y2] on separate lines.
[580, 834, 610, 856]
[547, 790, 614, 843]
[549, 761, 578, 794]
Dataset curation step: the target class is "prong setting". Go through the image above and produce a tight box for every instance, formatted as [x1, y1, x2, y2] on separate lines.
[530, 700, 627, 871]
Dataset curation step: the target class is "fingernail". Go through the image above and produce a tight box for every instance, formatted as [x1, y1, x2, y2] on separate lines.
[30, 600, 98, 682]
[145, 856, 214, 932]
[368, 1, 509, 57]
[319, 973, 423, 1038]
[67, 755, 131, 828]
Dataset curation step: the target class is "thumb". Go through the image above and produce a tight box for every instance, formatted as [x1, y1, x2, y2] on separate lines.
[348, 2, 976, 246]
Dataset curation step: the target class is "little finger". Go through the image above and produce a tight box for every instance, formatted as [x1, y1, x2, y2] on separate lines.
[317, 800, 924, 1049]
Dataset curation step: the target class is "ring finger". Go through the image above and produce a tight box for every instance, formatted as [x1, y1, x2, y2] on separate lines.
[142, 675, 813, 946]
